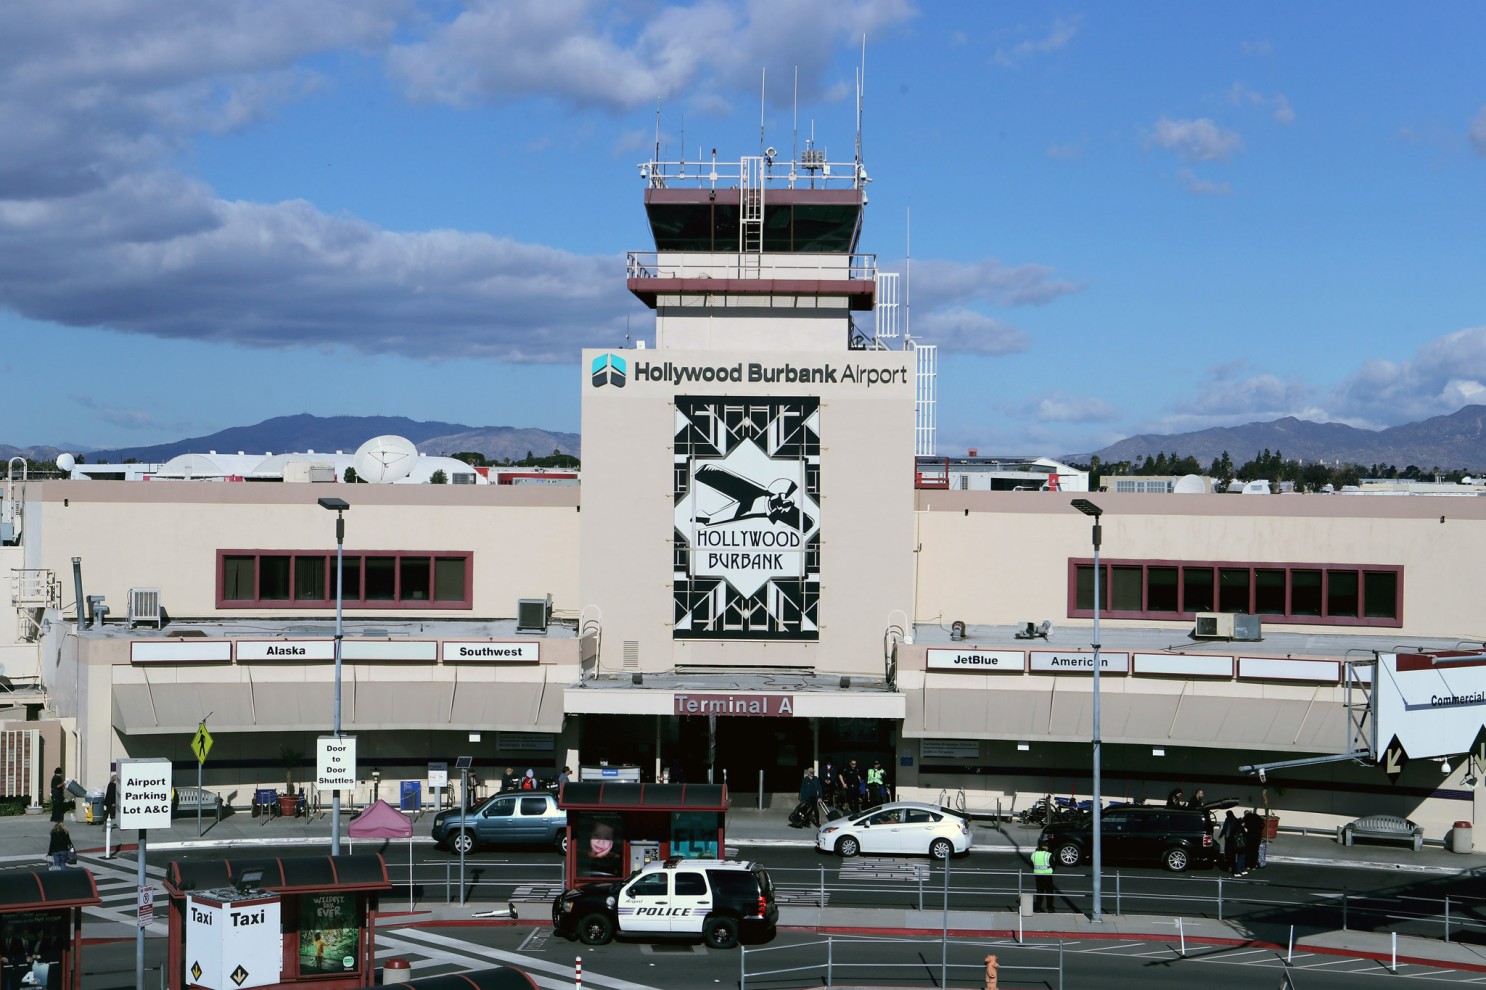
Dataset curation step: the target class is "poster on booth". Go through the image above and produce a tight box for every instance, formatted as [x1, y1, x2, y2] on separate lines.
[117, 757, 172, 830]
[316, 735, 357, 792]
[298, 893, 360, 974]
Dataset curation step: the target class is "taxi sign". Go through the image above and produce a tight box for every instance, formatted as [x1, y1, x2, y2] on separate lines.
[191, 723, 214, 765]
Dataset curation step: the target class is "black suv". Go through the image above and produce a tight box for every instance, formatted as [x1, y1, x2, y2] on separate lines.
[552, 858, 777, 949]
[1038, 805, 1216, 872]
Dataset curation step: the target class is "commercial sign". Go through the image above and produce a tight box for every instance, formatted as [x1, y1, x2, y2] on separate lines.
[1237, 657, 1339, 682]
[238, 640, 336, 662]
[117, 757, 172, 830]
[1132, 653, 1234, 678]
[673, 693, 795, 717]
[673, 396, 821, 641]
[441, 641, 540, 662]
[186, 893, 283, 990]
[130, 640, 232, 664]
[315, 735, 357, 791]
[926, 649, 1024, 672]
[1374, 651, 1486, 761]
[1028, 651, 1130, 674]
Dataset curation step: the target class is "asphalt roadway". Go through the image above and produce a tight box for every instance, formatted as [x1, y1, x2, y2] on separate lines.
[12, 800, 1486, 985]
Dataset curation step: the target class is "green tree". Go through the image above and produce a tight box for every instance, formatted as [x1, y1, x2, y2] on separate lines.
[344, 466, 359, 483]
[430, 469, 448, 485]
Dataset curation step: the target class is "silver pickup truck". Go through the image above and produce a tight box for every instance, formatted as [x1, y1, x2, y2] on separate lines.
[430, 790, 567, 854]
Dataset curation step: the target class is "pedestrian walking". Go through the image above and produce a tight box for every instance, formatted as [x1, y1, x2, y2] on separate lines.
[49, 768, 64, 823]
[1031, 839, 1056, 913]
[1221, 810, 1248, 875]
[866, 760, 887, 806]
[1165, 786, 1185, 808]
[1186, 788, 1206, 810]
[103, 773, 117, 824]
[501, 767, 518, 793]
[838, 759, 864, 816]
[47, 822, 72, 870]
[819, 760, 837, 811]
[790, 768, 822, 828]
[557, 766, 572, 787]
[1242, 807, 1266, 869]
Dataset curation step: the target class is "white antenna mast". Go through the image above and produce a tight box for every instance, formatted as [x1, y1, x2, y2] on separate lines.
[792, 66, 799, 165]
[653, 102, 661, 164]
[760, 67, 766, 158]
[905, 207, 911, 338]
[855, 35, 866, 170]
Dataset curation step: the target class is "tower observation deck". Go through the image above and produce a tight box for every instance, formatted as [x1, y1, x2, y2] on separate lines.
[626, 150, 877, 317]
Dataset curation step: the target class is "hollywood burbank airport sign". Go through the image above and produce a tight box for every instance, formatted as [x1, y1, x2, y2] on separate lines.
[674, 693, 795, 717]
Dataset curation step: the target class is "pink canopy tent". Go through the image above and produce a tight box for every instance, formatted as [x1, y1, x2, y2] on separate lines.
[347, 800, 415, 908]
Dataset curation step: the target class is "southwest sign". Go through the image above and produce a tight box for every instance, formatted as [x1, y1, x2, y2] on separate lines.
[673, 693, 795, 717]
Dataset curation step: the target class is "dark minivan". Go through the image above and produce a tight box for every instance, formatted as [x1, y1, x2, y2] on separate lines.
[1039, 805, 1217, 872]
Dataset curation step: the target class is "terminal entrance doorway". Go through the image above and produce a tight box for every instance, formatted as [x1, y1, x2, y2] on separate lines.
[674, 715, 814, 792]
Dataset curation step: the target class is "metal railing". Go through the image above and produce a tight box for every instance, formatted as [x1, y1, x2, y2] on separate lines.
[740, 934, 1063, 990]
[626, 251, 877, 283]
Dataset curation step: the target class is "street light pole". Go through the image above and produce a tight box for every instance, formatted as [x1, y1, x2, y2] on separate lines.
[1071, 497, 1104, 923]
[318, 497, 350, 855]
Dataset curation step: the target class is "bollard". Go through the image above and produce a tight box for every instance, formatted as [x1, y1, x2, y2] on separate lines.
[575, 955, 582, 990]
[383, 957, 412, 985]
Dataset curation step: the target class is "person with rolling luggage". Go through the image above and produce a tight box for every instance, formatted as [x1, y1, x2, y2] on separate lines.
[789, 767, 822, 828]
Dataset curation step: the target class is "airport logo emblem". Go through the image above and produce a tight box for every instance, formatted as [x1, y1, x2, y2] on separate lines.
[591, 353, 626, 388]
[673, 396, 820, 641]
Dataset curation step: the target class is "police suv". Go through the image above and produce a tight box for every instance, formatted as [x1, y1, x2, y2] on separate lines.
[551, 858, 778, 949]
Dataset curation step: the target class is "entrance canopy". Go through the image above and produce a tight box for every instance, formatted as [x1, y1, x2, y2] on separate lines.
[0, 867, 100, 911]
[558, 782, 727, 811]
[164, 854, 390, 896]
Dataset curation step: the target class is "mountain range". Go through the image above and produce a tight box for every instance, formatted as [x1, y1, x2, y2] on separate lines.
[1082, 405, 1486, 472]
[7, 406, 1486, 473]
[0, 414, 580, 465]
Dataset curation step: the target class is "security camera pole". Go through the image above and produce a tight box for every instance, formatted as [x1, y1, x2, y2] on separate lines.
[1071, 498, 1104, 923]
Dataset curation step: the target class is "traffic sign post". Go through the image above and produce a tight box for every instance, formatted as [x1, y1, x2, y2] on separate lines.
[192, 718, 214, 836]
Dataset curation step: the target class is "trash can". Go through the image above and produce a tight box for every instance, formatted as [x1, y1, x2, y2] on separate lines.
[87, 790, 105, 825]
[400, 780, 422, 813]
[1450, 821, 1472, 854]
[383, 958, 413, 985]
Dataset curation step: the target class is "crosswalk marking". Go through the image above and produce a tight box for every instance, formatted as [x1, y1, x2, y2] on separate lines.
[77, 854, 168, 933]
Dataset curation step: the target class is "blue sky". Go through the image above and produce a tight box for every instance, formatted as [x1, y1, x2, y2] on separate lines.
[2, 1, 1484, 458]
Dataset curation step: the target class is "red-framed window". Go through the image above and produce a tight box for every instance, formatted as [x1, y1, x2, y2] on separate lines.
[1068, 558, 1402, 628]
[217, 550, 473, 610]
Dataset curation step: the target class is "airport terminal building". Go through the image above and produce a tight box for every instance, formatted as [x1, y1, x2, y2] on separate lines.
[2, 147, 1484, 836]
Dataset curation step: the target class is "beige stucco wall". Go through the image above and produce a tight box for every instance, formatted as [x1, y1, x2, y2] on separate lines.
[581, 348, 916, 675]
[912, 491, 1486, 639]
[24, 481, 580, 621]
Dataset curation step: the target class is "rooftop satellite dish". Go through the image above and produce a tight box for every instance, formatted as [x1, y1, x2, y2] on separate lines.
[56, 452, 76, 473]
[353, 435, 417, 484]
[1172, 474, 1207, 494]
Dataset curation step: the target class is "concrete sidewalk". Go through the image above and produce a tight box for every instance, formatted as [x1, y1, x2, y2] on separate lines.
[14, 800, 1486, 975]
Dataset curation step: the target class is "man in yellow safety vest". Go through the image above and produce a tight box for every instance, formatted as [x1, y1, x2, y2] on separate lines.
[1031, 838, 1055, 913]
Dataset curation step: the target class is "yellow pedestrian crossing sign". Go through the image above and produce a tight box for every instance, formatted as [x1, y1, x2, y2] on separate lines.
[191, 723, 213, 765]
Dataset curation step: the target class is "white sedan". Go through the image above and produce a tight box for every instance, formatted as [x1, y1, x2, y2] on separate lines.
[816, 801, 972, 859]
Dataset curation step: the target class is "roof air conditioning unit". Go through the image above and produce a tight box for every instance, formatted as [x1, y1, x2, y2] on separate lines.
[516, 595, 552, 634]
[1232, 614, 1262, 641]
[1193, 612, 1235, 638]
[128, 587, 162, 628]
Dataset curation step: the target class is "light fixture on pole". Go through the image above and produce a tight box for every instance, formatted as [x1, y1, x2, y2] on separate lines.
[1070, 497, 1104, 923]
[318, 496, 350, 855]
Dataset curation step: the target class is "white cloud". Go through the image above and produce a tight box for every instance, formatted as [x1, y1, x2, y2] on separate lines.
[386, 0, 916, 112]
[1178, 169, 1232, 196]
[1331, 326, 1486, 423]
[1045, 140, 1085, 160]
[1023, 392, 1120, 424]
[908, 307, 1028, 356]
[1228, 83, 1294, 125]
[905, 257, 1085, 309]
[1144, 117, 1243, 163]
[993, 16, 1082, 68]
[1471, 105, 1486, 156]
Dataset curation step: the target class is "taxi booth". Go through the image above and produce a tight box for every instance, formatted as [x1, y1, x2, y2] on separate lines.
[162, 854, 390, 990]
[559, 782, 729, 886]
[0, 867, 100, 990]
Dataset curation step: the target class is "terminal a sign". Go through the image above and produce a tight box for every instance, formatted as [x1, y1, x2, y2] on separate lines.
[674, 693, 795, 717]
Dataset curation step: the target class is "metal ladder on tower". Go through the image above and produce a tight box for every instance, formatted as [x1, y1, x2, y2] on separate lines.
[739, 156, 763, 277]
